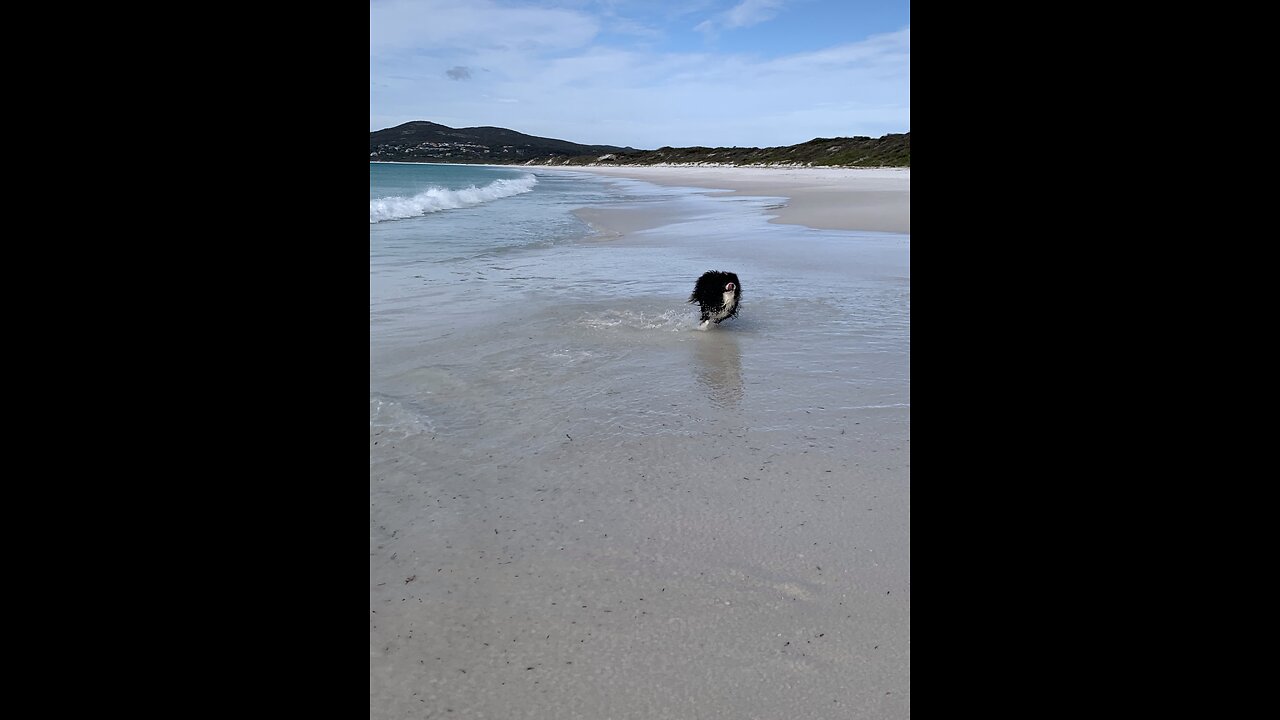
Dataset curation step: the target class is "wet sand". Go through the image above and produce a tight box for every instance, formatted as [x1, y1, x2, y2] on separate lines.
[371, 167, 910, 719]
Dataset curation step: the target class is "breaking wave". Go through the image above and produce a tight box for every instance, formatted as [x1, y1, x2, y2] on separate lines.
[370, 175, 538, 223]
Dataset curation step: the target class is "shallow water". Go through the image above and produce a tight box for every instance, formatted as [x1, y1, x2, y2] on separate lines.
[370, 163, 910, 719]
[371, 165, 908, 444]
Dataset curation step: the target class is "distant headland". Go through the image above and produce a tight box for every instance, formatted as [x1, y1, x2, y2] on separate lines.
[370, 121, 909, 168]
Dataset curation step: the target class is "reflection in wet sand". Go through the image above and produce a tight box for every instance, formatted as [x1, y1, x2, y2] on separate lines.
[692, 331, 743, 409]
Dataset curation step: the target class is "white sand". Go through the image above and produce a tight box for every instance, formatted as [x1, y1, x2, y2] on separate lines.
[557, 165, 910, 234]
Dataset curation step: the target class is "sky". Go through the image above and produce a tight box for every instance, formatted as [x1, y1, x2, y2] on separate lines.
[370, 0, 909, 150]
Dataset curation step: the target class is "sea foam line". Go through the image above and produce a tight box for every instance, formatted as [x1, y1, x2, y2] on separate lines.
[370, 175, 537, 223]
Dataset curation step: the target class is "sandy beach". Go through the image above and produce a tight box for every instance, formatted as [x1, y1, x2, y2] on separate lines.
[371, 165, 909, 719]
[557, 165, 909, 234]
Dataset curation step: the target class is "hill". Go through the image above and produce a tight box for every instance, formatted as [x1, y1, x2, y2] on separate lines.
[369, 121, 909, 168]
[538, 133, 910, 168]
[369, 121, 632, 163]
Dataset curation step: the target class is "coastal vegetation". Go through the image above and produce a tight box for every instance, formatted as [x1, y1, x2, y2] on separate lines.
[370, 121, 909, 168]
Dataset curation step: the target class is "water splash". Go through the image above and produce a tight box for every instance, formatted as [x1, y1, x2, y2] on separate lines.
[578, 308, 693, 332]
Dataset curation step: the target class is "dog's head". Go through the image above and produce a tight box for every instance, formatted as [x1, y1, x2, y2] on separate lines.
[691, 270, 742, 301]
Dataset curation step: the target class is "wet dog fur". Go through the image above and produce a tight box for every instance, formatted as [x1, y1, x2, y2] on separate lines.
[688, 270, 742, 329]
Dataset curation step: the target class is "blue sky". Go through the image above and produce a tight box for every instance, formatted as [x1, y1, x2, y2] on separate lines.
[370, 0, 909, 149]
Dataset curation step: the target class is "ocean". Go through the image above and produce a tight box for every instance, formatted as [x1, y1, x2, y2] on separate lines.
[370, 161, 911, 718]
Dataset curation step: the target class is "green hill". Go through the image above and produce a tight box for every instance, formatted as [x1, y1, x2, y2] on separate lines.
[370, 122, 909, 168]
[369, 121, 631, 163]
[540, 133, 910, 168]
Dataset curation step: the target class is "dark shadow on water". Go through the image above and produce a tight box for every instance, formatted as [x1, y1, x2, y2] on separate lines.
[692, 329, 743, 410]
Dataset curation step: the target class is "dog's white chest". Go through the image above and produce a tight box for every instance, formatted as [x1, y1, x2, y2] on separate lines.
[710, 291, 736, 321]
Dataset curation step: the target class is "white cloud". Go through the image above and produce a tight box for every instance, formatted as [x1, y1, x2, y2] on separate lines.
[370, 1, 908, 148]
[761, 27, 910, 75]
[474, 28, 906, 147]
[695, 0, 788, 34]
[723, 0, 788, 28]
[370, 0, 599, 56]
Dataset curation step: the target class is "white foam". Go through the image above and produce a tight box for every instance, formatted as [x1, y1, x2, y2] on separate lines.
[369, 175, 538, 223]
[579, 308, 692, 332]
[369, 396, 436, 436]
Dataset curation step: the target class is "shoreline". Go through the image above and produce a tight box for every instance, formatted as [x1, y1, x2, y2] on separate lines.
[536, 165, 910, 235]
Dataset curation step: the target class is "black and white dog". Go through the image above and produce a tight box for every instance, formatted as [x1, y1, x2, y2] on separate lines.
[689, 270, 742, 330]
